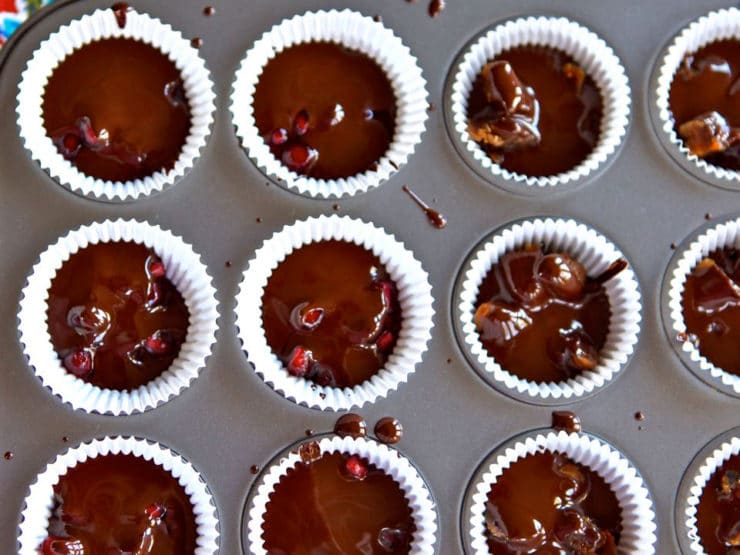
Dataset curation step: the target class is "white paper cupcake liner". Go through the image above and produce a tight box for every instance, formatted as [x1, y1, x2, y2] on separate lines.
[664, 218, 740, 396]
[235, 214, 434, 411]
[17, 436, 219, 555]
[246, 435, 437, 555]
[456, 217, 642, 402]
[466, 430, 657, 554]
[654, 7, 740, 186]
[231, 9, 428, 199]
[18, 219, 219, 415]
[448, 16, 631, 189]
[681, 431, 740, 554]
[16, 6, 216, 202]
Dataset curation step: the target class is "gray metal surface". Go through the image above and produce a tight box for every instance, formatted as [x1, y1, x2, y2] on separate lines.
[0, 1, 738, 554]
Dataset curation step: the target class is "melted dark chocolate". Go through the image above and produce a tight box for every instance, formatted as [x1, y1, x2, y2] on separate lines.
[669, 40, 740, 170]
[467, 46, 602, 177]
[696, 454, 740, 554]
[402, 185, 448, 229]
[486, 451, 621, 554]
[428, 0, 445, 17]
[374, 417, 403, 444]
[551, 411, 582, 433]
[253, 42, 396, 179]
[474, 245, 617, 383]
[42, 38, 191, 182]
[111, 2, 130, 29]
[262, 452, 414, 554]
[41, 454, 196, 554]
[334, 413, 368, 438]
[47, 242, 190, 391]
[682, 248, 740, 377]
[262, 241, 402, 388]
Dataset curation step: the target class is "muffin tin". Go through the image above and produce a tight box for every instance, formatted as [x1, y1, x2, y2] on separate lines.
[0, 0, 738, 553]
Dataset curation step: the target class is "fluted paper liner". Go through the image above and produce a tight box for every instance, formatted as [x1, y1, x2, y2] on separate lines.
[17, 436, 219, 555]
[468, 431, 657, 554]
[18, 219, 219, 415]
[231, 9, 428, 199]
[682, 434, 740, 553]
[235, 214, 434, 410]
[246, 435, 437, 554]
[449, 16, 630, 188]
[654, 7, 740, 185]
[665, 218, 740, 395]
[17, 6, 216, 201]
[458, 218, 642, 401]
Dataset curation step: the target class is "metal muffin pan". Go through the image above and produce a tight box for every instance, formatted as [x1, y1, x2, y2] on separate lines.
[0, 0, 737, 553]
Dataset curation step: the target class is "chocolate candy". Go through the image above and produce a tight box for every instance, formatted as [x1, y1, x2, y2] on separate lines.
[696, 454, 740, 554]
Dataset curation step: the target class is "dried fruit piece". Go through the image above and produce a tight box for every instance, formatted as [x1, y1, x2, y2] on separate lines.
[691, 257, 740, 313]
[547, 327, 599, 374]
[467, 61, 541, 152]
[536, 253, 587, 301]
[143, 330, 175, 356]
[344, 454, 368, 480]
[282, 143, 318, 174]
[375, 330, 395, 353]
[377, 527, 409, 552]
[562, 62, 586, 95]
[62, 349, 93, 378]
[286, 345, 312, 377]
[146, 256, 166, 279]
[144, 503, 167, 521]
[293, 109, 310, 136]
[678, 111, 739, 158]
[269, 128, 289, 146]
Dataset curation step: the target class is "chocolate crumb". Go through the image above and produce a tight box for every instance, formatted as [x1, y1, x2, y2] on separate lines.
[705, 212, 712, 220]
[390, 160, 399, 170]
[428, 102, 435, 112]
[332, 203, 340, 211]
[634, 411, 645, 421]
[225, 260, 232, 268]
[670, 242, 677, 250]
[305, 429, 314, 437]
[203, 5, 215, 16]
[256, 217, 263, 223]
[428, 0, 445, 17]
[446, 358, 452, 364]
[3, 451, 13, 460]
[62, 436, 70, 443]
[250, 464, 260, 475]
[319, 392, 327, 400]
[190, 37, 203, 49]
[373, 14, 382, 22]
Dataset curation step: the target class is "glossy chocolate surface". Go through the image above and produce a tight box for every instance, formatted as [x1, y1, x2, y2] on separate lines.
[486, 451, 620, 554]
[43, 454, 196, 554]
[474, 246, 615, 383]
[374, 417, 403, 444]
[42, 38, 191, 182]
[262, 451, 414, 554]
[696, 454, 740, 554]
[47, 242, 189, 390]
[334, 413, 368, 439]
[467, 46, 602, 177]
[669, 39, 740, 170]
[682, 247, 740, 377]
[262, 240, 401, 388]
[253, 42, 396, 179]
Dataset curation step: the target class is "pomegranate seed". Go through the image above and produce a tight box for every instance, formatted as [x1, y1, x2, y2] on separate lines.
[301, 307, 324, 329]
[293, 109, 310, 135]
[282, 144, 318, 173]
[63, 349, 93, 378]
[287, 346, 311, 377]
[344, 455, 368, 480]
[144, 331, 172, 356]
[379, 281, 396, 308]
[40, 536, 86, 555]
[375, 331, 395, 353]
[147, 257, 166, 279]
[54, 131, 82, 160]
[144, 503, 167, 520]
[76, 117, 99, 148]
[310, 363, 336, 387]
[269, 128, 289, 146]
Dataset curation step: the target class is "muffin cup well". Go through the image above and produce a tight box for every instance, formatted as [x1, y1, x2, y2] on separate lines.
[231, 9, 428, 199]
[245, 435, 437, 555]
[17, 435, 219, 555]
[446, 15, 630, 193]
[454, 217, 642, 404]
[652, 7, 740, 188]
[662, 217, 740, 397]
[234, 214, 434, 411]
[676, 427, 740, 554]
[462, 429, 657, 554]
[16, 6, 216, 202]
[18, 219, 219, 415]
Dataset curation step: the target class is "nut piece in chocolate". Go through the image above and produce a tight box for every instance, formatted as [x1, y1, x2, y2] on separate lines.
[678, 111, 740, 159]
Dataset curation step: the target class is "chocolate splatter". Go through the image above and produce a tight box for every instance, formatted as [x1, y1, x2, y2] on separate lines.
[402, 185, 447, 229]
